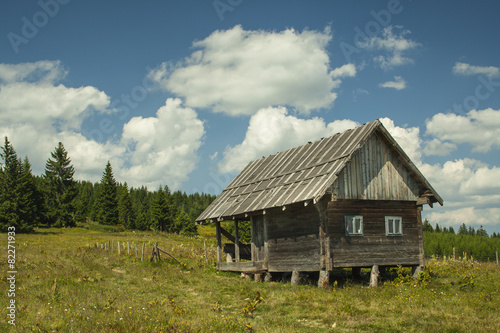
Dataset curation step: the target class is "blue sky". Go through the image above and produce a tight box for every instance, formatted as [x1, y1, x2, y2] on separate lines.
[1, 0, 499, 233]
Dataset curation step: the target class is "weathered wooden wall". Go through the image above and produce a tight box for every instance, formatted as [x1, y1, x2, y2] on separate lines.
[265, 204, 321, 272]
[332, 132, 420, 201]
[328, 199, 421, 268]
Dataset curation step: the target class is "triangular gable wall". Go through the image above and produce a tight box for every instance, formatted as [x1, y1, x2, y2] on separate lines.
[332, 130, 421, 201]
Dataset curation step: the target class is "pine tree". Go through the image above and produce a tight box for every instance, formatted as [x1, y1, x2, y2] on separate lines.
[458, 223, 468, 235]
[175, 209, 197, 236]
[118, 182, 136, 229]
[18, 157, 44, 230]
[44, 142, 77, 227]
[476, 225, 488, 237]
[422, 219, 433, 232]
[130, 186, 152, 230]
[0, 138, 22, 231]
[74, 181, 94, 223]
[99, 161, 118, 225]
[151, 186, 173, 232]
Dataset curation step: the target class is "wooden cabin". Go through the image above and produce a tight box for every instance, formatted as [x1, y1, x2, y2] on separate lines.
[196, 120, 443, 284]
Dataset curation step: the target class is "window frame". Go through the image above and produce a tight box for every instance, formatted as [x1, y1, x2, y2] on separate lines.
[385, 216, 403, 236]
[345, 215, 363, 236]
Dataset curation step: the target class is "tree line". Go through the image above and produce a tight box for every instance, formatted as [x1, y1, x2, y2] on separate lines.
[422, 219, 500, 262]
[0, 138, 215, 234]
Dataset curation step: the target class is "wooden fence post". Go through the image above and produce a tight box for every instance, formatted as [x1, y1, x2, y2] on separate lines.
[118, 241, 121, 255]
[204, 240, 208, 264]
[141, 242, 145, 261]
[127, 242, 130, 255]
[135, 243, 138, 258]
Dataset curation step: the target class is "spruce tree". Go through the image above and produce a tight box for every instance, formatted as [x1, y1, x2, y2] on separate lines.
[422, 219, 433, 232]
[74, 181, 94, 223]
[175, 209, 197, 236]
[0, 138, 21, 231]
[44, 142, 77, 227]
[151, 186, 173, 232]
[118, 182, 136, 229]
[99, 161, 118, 225]
[18, 157, 44, 230]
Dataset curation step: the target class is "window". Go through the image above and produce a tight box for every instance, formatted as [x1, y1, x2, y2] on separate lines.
[345, 215, 363, 236]
[385, 216, 403, 236]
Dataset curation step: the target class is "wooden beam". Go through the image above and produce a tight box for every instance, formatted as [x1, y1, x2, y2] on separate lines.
[416, 205, 425, 267]
[234, 220, 240, 262]
[219, 226, 236, 243]
[217, 261, 267, 272]
[417, 196, 434, 207]
[215, 221, 222, 264]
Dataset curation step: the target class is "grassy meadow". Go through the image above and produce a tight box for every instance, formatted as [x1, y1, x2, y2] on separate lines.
[1, 226, 499, 332]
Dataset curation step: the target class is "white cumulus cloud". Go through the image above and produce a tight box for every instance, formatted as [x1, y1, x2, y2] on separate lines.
[379, 76, 407, 90]
[423, 138, 457, 156]
[121, 98, 205, 189]
[358, 26, 420, 70]
[0, 61, 205, 190]
[149, 25, 355, 116]
[425, 108, 500, 152]
[0, 60, 67, 84]
[426, 207, 500, 229]
[452, 62, 500, 77]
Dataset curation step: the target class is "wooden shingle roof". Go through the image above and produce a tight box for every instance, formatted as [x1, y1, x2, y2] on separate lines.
[196, 120, 442, 222]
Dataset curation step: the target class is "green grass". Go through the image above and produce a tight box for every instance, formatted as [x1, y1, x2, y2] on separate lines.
[1, 227, 499, 332]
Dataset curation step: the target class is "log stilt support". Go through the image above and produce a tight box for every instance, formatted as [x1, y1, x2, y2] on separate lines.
[318, 270, 329, 288]
[291, 270, 300, 286]
[412, 265, 423, 279]
[254, 273, 263, 282]
[264, 272, 273, 282]
[369, 265, 379, 288]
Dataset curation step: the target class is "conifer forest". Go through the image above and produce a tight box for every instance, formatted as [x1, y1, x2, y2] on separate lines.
[0, 137, 214, 235]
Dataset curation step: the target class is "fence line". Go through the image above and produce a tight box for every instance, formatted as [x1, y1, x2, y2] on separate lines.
[94, 239, 196, 264]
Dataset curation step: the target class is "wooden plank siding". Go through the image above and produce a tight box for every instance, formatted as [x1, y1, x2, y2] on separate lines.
[328, 200, 421, 268]
[265, 204, 321, 272]
[332, 132, 420, 201]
